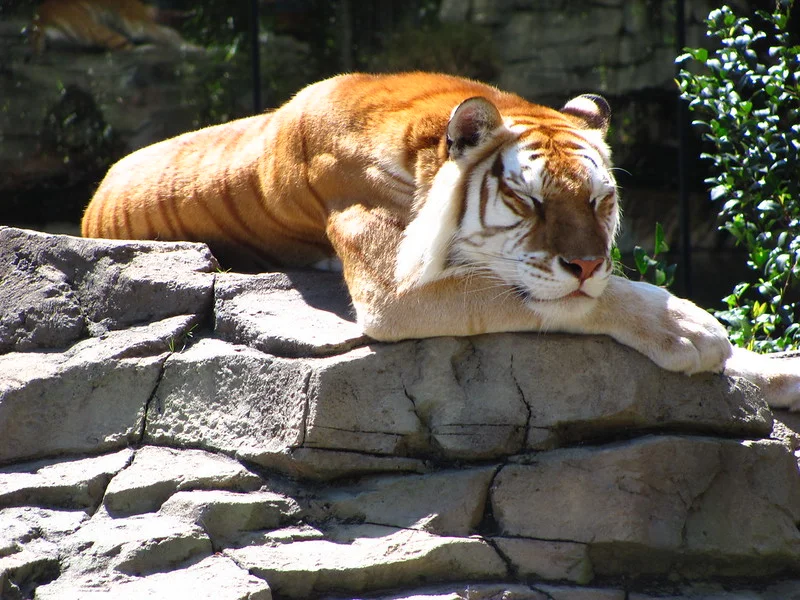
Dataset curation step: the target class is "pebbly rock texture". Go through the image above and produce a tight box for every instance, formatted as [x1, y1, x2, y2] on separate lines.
[2, 226, 800, 599]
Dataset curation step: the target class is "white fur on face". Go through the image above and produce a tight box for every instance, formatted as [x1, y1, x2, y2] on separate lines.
[454, 141, 618, 309]
[395, 161, 463, 287]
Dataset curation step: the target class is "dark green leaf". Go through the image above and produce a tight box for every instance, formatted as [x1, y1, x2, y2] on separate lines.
[633, 246, 648, 275]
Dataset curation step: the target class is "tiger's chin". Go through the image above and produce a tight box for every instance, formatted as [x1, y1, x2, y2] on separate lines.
[524, 289, 600, 322]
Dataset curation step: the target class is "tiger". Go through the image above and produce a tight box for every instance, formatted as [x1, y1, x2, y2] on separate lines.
[29, 0, 194, 54]
[81, 71, 800, 409]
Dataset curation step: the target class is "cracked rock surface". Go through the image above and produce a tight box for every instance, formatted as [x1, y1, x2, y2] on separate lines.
[2, 227, 800, 599]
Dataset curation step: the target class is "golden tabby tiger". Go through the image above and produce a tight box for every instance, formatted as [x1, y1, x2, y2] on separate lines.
[82, 72, 800, 408]
[30, 0, 191, 53]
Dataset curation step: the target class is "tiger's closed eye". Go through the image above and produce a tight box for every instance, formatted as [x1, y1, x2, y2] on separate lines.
[516, 191, 544, 214]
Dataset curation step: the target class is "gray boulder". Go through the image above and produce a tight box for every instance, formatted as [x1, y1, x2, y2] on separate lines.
[0, 226, 216, 352]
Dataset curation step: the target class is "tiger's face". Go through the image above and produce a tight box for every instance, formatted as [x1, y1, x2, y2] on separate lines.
[455, 130, 618, 314]
[396, 93, 618, 319]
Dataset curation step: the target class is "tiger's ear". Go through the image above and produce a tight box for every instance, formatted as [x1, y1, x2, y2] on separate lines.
[561, 94, 611, 137]
[447, 97, 503, 159]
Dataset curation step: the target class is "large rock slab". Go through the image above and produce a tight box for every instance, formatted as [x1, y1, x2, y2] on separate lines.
[365, 583, 627, 600]
[491, 435, 800, 577]
[305, 467, 496, 536]
[143, 330, 773, 478]
[0, 315, 200, 464]
[0, 227, 216, 352]
[214, 271, 368, 357]
[58, 508, 212, 577]
[225, 524, 507, 598]
[143, 337, 311, 459]
[34, 554, 271, 600]
[0, 341, 161, 464]
[160, 489, 300, 544]
[103, 446, 263, 516]
[492, 537, 593, 584]
[0, 507, 87, 598]
[0, 450, 132, 510]
[2, 229, 798, 598]
[0, 507, 88, 558]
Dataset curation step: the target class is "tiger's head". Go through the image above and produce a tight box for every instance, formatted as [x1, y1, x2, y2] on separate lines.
[396, 93, 618, 320]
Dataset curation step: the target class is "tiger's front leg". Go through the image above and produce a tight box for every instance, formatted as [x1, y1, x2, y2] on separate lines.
[326, 205, 550, 339]
[556, 275, 734, 375]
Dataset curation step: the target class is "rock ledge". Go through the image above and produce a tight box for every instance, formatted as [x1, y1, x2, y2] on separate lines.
[2, 227, 800, 599]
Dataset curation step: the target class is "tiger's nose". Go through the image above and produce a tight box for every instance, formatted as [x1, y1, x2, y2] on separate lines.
[560, 257, 604, 282]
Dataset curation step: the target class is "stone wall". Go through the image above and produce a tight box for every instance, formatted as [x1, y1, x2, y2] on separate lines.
[2, 226, 800, 599]
[439, 0, 747, 102]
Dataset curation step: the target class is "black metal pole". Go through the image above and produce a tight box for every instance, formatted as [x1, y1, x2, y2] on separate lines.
[251, 0, 262, 114]
[676, 0, 692, 297]
[675, 0, 692, 297]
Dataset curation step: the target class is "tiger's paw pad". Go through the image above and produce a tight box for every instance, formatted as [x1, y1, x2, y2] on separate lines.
[646, 297, 732, 376]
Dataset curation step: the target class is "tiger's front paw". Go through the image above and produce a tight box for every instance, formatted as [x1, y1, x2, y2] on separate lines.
[644, 295, 732, 375]
[602, 282, 733, 375]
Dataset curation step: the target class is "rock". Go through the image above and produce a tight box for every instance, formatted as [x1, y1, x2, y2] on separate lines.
[302, 343, 431, 456]
[0, 549, 60, 600]
[159, 489, 300, 543]
[59, 508, 212, 577]
[2, 229, 800, 598]
[0, 329, 165, 464]
[0, 227, 216, 352]
[498, 333, 773, 447]
[0, 506, 89, 599]
[628, 581, 800, 599]
[34, 554, 272, 600]
[143, 338, 311, 460]
[491, 436, 800, 577]
[225, 524, 508, 598]
[399, 337, 529, 458]
[257, 447, 429, 481]
[0, 506, 87, 556]
[103, 446, 263, 516]
[144, 309, 772, 478]
[0, 450, 132, 510]
[308, 467, 496, 536]
[214, 271, 368, 357]
[362, 583, 626, 599]
[531, 586, 627, 600]
[492, 537, 594, 584]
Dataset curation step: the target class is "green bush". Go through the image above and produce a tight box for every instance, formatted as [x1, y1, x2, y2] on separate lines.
[676, 1, 800, 352]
